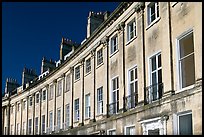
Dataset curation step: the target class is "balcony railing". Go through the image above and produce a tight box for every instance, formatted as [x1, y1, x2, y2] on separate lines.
[124, 92, 138, 110]
[46, 127, 52, 135]
[54, 125, 60, 133]
[145, 82, 163, 104]
[107, 101, 119, 116]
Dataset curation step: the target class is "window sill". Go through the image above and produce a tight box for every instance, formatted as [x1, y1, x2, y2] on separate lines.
[74, 78, 80, 83]
[125, 36, 137, 46]
[146, 17, 161, 31]
[96, 62, 104, 70]
[74, 120, 79, 124]
[84, 117, 90, 121]
[64, 90, 70, 93]
[96, 113, 104, 117]
[85, 71, 91, 77]
[171, 2, 178, 7]
[176, 84, 195, 94]
[56, 95, 61, 98]
[110, 49, 119, 58]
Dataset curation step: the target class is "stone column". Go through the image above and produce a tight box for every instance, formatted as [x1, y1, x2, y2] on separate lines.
[20, 99, 23, 135]
[46, 84, 49, 133]
[14, 102, 17, 135]
[53, 79, 57, 131]
[61, 73, 65, 130]
[70, 67, 74, 129]
[32, 93, 35, 135]
[2, 107, 5, 135]
[91, 48, 96, 122]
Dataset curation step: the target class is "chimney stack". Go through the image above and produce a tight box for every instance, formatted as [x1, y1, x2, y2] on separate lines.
[4, 78, 19, 94]
[87, 11, 110, 38]
[22, 67, 38, 85]
[41, 57, 56, 74]
[60, 37, 79, 61]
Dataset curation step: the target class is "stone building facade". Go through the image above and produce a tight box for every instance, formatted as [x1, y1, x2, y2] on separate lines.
[2, 2, 202, 135]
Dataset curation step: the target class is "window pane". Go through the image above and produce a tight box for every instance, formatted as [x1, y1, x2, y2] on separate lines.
[130, 83, 134, 94]
[130, 70, 134, 81]
[152, 72, 157, 85]
[158, 54, 161, 68]
[180, 54, 195, 88]
[135, 68, 137, 79]
[179, 33, 194, 58]
[151, 56, 156, 71]
[179, 114, 192, 135]
[158, 69, 162, 84]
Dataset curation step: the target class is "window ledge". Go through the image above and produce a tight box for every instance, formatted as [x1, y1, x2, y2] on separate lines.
[74, 120, 79, 124]
[74, 78, 81, 83]
[84, 117, 90, 121]
[96, 62, 104, 70]
[110, 49, 119, 58]
[146, 17, 161, 31]
[171, 2, 178, 7]
[96, 113, 104, 117]
[125, 36, 137, 46]
[85, 71, 91, 77]
[176, 84, 195, 94]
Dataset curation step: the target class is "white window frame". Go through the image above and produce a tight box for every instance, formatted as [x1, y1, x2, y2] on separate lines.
[28, 119, 32, 135]
[66, 74, 71, 92]
[36, 93, 40, 104]
[85, 94, 91, 118]
[75, 66, 80, 80]
[10, 105, 14, 114]
[110, 34, 118, 55]
[57, 79, 62, 96]
[29, 96, 32, 107]
[17, 123, 20, 135]
[49, 84, 54, 100]
[97, 87, 103, 115]
[97, 48, 103, 66]
[176, 29, 195, 90]
[148, 51, 162, 102]
[127, 19, 136, 42]
[174, 111, 193, 135]
[107, 128, 116, 135]
[139, 116, 167, 135]
[42, 115, 46, 134]
[17, 102, 20, 111]
[49, 111, 53, 131]
[86, 58, 91, 74]
[124, 125, 135, 135]
[57, 108, 61, 130]
[127, 65, 138, 109]
[65, 104, 70, 129]
[10, 125, 14, 135]
[42, 90, 46, 101]
[35, 117, 39, 134]
[23, 122, 26, 135]
[110, 76, 119, 114]
[147, 2, 160, 25]
[74, 98, 80, 121]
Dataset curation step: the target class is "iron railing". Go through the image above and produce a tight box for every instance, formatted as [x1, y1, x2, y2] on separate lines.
[124, 92, 138, 110]
[107, 101, 119, 115]
[145, 82, 163, 104]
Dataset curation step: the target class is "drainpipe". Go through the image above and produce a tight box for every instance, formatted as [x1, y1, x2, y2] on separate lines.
[167, 2, 174, 93]
[7, 98, 11, 135]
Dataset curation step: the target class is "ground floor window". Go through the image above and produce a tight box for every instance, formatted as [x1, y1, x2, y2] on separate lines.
[125, 125, 135, 135]
[139, 116, 168, 135]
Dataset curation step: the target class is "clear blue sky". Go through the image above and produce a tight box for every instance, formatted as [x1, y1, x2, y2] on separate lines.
[2, 2, 120, 94]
